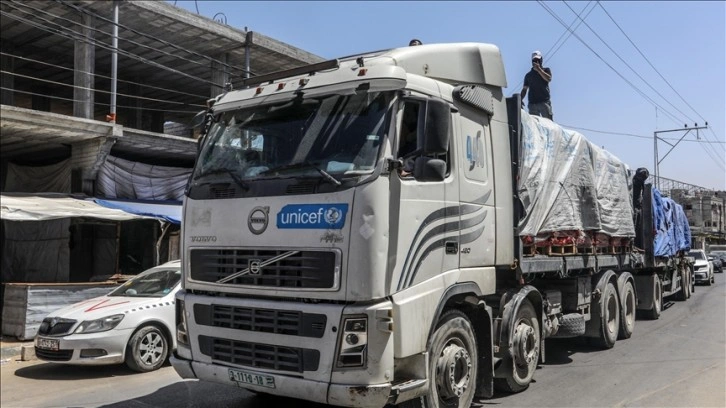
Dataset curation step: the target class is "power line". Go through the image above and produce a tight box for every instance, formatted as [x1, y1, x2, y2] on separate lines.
[597, 1, 725, 165]
[54, 0, 256, 78]
[512, 1, 596, 93]
[0, 9, 222, 89]
[560, 124, 725, 143]
[1, 86, 200, 114]
[0, 51, 209, 101]
[561, 1, 697, 125]
[7, 0, 251, 84]
[536, 1, 687, 128]
[1, 70, 206, 108]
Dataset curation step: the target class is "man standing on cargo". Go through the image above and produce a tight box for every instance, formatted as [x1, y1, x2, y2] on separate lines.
[521, 50, 553, 119]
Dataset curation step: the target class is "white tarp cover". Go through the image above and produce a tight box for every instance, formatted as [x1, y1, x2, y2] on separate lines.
[96, 155, 192, 201]
[4, 159, 71, 193]
[517, 111, 635, 238]
[0, 194, 154, 222]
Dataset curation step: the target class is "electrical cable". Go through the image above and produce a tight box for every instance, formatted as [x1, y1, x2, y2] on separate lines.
[559, 124, 725, 143]
[0, 51, 209, 101]
[597, 1, 725, 164]
[6, 0, 250, 83]
[0, 70, 206, 107]
[511, 1, 596, 93]
[54, 0, 256, 77]
[536, 1, 686, 127]
[0, 9, 222, 89]
[0, 86, 200, 114]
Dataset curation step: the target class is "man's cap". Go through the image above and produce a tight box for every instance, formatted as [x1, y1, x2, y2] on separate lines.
[532, 50, 543, 60]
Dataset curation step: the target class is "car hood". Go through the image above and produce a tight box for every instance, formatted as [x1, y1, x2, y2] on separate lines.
[693, 260, 709, 267]
[46, 293, 175, 322]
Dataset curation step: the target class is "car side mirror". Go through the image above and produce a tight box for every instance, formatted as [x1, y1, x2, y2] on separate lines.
[422, 99, 451, 154]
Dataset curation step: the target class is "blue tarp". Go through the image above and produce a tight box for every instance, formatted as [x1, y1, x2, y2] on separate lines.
[652, 188, 691, 257]
[94, 199, 182, 225]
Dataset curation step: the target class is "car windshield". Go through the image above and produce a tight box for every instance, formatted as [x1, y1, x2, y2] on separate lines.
[688, 251, 706, 260]
[193, 90, 392, 183]
[108, 268, 181, 298]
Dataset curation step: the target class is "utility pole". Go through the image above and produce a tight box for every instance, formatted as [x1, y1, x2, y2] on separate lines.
[653, 124, 708, 189]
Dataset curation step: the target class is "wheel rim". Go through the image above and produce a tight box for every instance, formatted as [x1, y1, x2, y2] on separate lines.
[139, 331, 164, 366]
[435, 339, 473, 401]
[512, 319, 538, 382]
[623, 286, 635, 329]
[605, 292, 618, 335]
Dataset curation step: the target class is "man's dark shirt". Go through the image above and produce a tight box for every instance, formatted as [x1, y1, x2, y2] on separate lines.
[524, 67, 552, 104]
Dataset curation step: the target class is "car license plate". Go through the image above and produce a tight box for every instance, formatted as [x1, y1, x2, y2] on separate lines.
[36, 337, 59, 351]
[228, 368, 275, 389]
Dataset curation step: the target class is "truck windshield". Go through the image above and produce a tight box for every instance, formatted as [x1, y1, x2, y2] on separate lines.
[194, 91, 392, 183]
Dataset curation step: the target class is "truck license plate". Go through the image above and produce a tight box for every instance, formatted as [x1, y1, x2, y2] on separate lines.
[36, 337, 59, 351]
[228, 368, 276, 388]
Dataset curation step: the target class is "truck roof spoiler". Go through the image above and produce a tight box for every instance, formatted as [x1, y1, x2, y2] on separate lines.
[241, 59, 340, 88]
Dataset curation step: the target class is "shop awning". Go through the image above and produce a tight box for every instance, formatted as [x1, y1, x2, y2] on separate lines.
[1, 194, 181, 224]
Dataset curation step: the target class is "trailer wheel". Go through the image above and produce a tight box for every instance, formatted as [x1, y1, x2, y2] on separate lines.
[684, 268, 692, 299]
[643, 275, 662, 320]
[675, 266, 688, 301]
[591, 282, 619, 349]
[494, 300, 539, 393]
[400, 310, 478, 408]
[618, 281, 635, 340]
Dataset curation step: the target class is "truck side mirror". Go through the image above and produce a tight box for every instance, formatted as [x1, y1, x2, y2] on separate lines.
[413, 157, 446, 181]
[422, 99, 451, 154]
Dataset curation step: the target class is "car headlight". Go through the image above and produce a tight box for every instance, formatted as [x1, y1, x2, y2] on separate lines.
[74, 314, 125, 334]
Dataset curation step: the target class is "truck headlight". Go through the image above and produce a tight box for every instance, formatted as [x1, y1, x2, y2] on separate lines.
[74, 314, 124, 334]
[337, 317, 367, 368]
[176, 299, 189, 346]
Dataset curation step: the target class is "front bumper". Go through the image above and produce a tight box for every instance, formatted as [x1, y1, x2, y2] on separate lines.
[171, 353, 392, 408]
[693, 271, 709, 283]
[34, 328, 133, 365]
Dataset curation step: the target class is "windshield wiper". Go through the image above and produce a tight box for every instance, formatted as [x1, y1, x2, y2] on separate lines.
[193, 168, 249, 191]
[260, 161, 341, 186]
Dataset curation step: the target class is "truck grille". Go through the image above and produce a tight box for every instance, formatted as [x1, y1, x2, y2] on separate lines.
[198, 335, 320, 372]
[194, 304, 326, 338]
[190, 249, 337, 288]
[37, 318, 76, 336]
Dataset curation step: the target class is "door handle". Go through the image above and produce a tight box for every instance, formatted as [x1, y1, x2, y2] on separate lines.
[445, 241, 458, 255]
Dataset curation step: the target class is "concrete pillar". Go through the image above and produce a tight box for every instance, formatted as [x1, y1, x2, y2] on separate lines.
[210, 53, 229, 98]
[0, 42, 14, 106]
[74, 12, 95, 119]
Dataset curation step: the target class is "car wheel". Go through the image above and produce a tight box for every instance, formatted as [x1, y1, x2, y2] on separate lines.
[125, 325, 169, 372]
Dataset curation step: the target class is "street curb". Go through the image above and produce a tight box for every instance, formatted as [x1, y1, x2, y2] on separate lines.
[1, 344, 36, 362]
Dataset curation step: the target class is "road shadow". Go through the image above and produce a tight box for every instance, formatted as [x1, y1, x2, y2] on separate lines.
[13, 361, 140, 380]
[98, 381, 339, 408]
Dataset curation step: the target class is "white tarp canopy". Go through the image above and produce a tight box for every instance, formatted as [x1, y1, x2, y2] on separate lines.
[517, 111, 635, 239]
[1, 194, 155, 222]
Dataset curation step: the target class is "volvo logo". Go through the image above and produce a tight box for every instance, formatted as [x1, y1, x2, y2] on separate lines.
[248, 206, 269, 235]
[249, 259, 262, 275]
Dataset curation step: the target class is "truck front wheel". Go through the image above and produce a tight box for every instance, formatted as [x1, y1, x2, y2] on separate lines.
[643, 275, 662, 320]
[494, 299, 539, 393]
[401, 310, 478, 408]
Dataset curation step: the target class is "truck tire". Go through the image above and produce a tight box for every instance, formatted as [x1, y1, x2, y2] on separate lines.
[618, 280, 635, 340]
[592, 282, 619, 349]
[643, 275, 662, 320]
[400, 310, 477, 408]
[685, 269, 692, 299]
[675, 267, 688, 301]
[553, 313, 586, 338]
[494, 300, 539, 393]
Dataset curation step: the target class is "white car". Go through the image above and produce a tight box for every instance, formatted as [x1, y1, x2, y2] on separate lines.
[688, 249, 714, 286]
[34, 260, 181, 372]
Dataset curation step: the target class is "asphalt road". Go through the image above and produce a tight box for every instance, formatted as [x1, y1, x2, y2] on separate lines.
[2, 273, 724, 408]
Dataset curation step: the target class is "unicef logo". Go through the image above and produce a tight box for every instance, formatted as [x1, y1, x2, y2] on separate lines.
[324, 207, 343, 225]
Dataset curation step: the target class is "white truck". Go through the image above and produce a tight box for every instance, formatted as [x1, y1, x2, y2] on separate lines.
[171, 43, 692, 407]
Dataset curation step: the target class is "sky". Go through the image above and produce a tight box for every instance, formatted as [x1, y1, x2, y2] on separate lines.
[174, 1, 725, 190]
